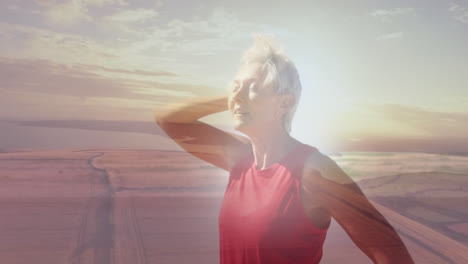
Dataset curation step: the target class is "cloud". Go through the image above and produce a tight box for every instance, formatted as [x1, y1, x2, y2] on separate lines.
[321, 102, 468, 152]
[0, 22, 171, 78]
[0, 6, 286, 99]
[42, 1, 92, 25]
[0, 7, 283, 85]
[122, 8, 276, 56]
[103, 8, 159, 23]
[0, 22, 119, 63]
[84, 0, 128, 7]
[460, 96, 468, 105]
[99, 8, 160, 37]
[0, 57, 217, 101]
[0, 9, 249, 81]
[336, 137, 468, 154]
[73, 64, 177, 77]
[0, 57, 141, 99]
[377, 31, 404, 40]
[34, 0, 129, 26]
[449, 2, 468, 24]
[0, 88, 161, 121]
[34, 0, 128, 8]
[371, 7, 414, 23]
[0, 57, 222, 121]
[333, 152, 468, 179]
[366, 104, 468, 139]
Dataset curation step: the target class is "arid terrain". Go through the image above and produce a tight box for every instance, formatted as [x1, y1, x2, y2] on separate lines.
[1, 149, 467, 263]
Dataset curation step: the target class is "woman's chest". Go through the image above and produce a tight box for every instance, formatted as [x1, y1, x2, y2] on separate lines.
[219, 171, 330, 231]
[220, 172, 307, 232]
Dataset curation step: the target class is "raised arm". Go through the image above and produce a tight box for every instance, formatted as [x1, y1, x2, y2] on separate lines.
[301, 153, 414, 264]
[154, 95, 228, 124]
[153, 95, 251, 172]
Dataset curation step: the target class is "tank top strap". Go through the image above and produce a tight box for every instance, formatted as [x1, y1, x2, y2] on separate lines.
[281, 144, 319, 179]
[228, 149, 253, 181]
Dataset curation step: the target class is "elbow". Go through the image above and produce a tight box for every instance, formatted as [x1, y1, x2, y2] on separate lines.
[154, 116, 164, 125]
[373, 256, 414, 264]
[153, 111, 162, 124]
[153, 108, 168, 124]
[369, 247, 414, 264]
[153, 110, 185, 126]
[154, 115, 169, 126]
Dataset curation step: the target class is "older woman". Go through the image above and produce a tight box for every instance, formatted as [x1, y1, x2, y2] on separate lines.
[154, 37, 414, 264]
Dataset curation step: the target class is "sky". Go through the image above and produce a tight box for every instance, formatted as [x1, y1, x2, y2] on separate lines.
[0, 0, 467, 152]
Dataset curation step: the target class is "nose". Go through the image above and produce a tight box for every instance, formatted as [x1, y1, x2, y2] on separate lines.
[231, 82, 247, 103]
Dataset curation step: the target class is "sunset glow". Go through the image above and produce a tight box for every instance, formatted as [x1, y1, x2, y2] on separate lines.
[1, 0, 467, 152]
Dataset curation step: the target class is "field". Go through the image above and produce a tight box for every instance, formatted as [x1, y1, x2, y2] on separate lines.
[1, 149, 467, 263]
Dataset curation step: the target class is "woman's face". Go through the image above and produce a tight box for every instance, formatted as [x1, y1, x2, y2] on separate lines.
[228, 62, 286, 135]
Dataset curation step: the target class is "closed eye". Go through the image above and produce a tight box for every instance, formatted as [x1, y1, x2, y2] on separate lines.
[229, 78, 257, 92]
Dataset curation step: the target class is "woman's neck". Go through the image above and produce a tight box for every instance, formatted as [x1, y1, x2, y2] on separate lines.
[249, 130, 300, 170]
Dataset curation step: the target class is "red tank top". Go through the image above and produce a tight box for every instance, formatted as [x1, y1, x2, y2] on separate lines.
[218, 143, 330, 264]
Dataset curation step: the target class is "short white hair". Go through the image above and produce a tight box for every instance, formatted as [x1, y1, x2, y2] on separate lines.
[241, 35, 302, 134]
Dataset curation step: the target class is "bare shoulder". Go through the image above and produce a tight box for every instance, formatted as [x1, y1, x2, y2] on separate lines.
[302, 151, 354, 186]
[300, 150, 368, 223]
[301, 150, 368, 212]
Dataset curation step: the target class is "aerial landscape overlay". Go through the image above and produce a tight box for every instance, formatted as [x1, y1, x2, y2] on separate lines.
[1, 1, 467, 263]
[1, 148, 467, 264]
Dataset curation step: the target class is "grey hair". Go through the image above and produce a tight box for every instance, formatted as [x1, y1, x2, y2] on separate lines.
[241, 35, 302, 134]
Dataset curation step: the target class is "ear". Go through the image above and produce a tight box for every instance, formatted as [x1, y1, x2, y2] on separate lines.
[279, 94, 295, 111]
